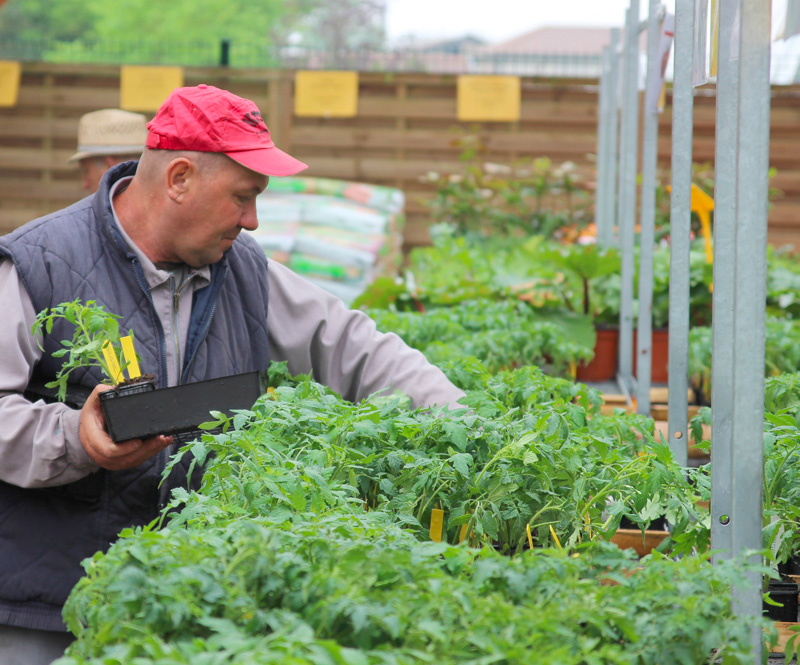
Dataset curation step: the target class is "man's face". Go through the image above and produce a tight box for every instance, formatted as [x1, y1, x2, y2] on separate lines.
[79, 156, 112, 193]
[171, 157, 268, 268]
[79, 155, 136, 192]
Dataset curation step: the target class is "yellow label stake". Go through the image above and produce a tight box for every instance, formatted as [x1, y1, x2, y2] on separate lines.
[120, 336, 141, 379]
[102, 341, 124, 384]
[430, 508, 444, 543]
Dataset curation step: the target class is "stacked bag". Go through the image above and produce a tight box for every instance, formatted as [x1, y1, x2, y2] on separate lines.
[248, 177, 404, 304]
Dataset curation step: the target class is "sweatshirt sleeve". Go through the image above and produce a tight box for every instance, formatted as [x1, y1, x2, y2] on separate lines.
[0, 259, 98, 488]
[266, 261, 465, 409]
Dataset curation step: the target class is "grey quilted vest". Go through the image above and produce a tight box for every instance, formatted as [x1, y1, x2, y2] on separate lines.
[0, 162, 271, 631]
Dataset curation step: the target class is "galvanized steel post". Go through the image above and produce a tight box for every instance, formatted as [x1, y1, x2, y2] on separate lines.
[728, 0, 770, 650]
[710, 0, 738, 563]
[595, 45, 611, 241]
[636, 0, 663, 416]
[666, 0, 693, 467]
[597, 30, 621, 249]
[617, 0, 640, 394]
[601, 29, 622, 249]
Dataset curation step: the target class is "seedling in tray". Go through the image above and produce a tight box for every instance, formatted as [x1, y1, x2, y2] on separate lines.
[32, 299, 147, 401]
[33, 299, 261, 443]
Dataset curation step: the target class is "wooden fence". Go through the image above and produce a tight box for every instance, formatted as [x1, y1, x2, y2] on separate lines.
[2, 62, 800, 250]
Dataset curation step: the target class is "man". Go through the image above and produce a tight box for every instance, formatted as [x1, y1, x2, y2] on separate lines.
[0, 84, 464, 663]
[68, 108, 148, 193]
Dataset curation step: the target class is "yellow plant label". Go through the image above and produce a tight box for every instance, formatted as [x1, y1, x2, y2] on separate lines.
[294, 70, 358, 118]
[102, 341, 124, 384]
[120, 65, 184, 112]
[430, 508, 444, 543]
[0, 61, 21, 107]
[120, 336, 141, 379]
[457, 75, 520, 122]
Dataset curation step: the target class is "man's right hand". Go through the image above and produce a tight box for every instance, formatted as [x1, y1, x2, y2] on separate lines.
[79, 384, 173, 470]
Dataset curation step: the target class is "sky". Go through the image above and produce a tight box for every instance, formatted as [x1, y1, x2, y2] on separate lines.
[385, 0, 787, 46]
[385, 0, 647, 45]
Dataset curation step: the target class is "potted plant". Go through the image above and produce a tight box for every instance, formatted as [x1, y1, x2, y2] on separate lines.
[539, 243, 622, 382]
[33, 299, 262, 443]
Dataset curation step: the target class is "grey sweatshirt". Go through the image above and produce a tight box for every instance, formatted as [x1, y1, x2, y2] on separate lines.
[0, 191, 464, 489]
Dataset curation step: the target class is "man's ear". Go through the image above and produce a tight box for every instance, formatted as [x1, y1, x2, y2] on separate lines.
[164, 157, 194, 203]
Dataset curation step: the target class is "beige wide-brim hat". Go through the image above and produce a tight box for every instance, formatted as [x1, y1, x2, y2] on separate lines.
[68, 108, 148, 163]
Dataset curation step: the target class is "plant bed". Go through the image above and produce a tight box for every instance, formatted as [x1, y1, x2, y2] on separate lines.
[100, 371, 262, 442]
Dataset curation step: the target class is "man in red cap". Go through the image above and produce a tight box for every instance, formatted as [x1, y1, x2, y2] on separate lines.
[0, 85, 464, 663]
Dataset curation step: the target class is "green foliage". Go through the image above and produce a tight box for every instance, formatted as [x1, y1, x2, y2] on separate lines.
[56, 363, 767, 663]
[538, 243, 621, 318]
[423, 133, 591, 239]
[159, 368, 706, 555]
[689, 318, 800, 404]
[365, 299, 594, 377]
[1, 0, 319, 65]
[0, 0, 96, 44]
[59, 514, 762, 665]
[31, 299, 135, 400]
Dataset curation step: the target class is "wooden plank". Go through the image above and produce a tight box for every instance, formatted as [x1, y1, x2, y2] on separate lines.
[291, 125, 597, 155]
[771, 622, 800, 654]
[0, 178, 82, 200]
[0, 146, 76, 171]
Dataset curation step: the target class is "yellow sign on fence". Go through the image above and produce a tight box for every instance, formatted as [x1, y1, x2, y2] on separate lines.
[0, 61, 21, 107]
[120, 65, 184, 112]
[457, 75, 521, 122]
[294, 70, 359, 118]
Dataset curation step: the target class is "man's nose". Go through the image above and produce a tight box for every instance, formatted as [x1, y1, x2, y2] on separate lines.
[239, 200, 259, 231]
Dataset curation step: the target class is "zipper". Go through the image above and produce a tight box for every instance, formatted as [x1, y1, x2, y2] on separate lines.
[182, 298, 219, 383]
[170, 271, 193, 386]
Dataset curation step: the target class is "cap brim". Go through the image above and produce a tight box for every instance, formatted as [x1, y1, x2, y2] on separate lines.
[225, 147, 308, 177]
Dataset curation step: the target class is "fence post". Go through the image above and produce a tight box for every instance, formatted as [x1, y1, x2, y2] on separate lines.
[598, 29, 621, 249]
[666, 0, 693, 467]
[727, 0, 770, 653]
[710, 0, 738, 564]
[636, 0, 663, 415]
[220, 39, 231, 67]
[617, 0, 641, 396]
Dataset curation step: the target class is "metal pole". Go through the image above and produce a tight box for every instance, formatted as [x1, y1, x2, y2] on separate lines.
[666, 0, 693, 467]
[599, 29, 621, 249]
[617, 0, 640, 395]
[710, 0, 738, 563]
[729, 0, 770, 653]
[636, 0, 662, 416]
[595, 44, 612, 243]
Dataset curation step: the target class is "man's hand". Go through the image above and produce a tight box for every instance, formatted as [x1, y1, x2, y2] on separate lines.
[79, 384, 173, 470]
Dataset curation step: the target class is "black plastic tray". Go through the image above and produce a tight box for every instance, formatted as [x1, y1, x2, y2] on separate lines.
[100, 371, 262, 442]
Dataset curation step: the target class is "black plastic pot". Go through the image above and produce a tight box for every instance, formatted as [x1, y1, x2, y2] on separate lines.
[762, 579, 800, 622]
[100, 371, 262, 443]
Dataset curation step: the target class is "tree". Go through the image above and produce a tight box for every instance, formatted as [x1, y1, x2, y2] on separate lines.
[0, 0, 318, 66]
[297, 0, 387, 54]
[0, 0, 96, 58]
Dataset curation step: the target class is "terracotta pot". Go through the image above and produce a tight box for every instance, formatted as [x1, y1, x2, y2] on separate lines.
[633, 328, 669, 384]
[576, 327, 619, 383]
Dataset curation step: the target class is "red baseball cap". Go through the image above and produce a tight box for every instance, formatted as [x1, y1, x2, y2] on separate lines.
[145, 84, 307, 177]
